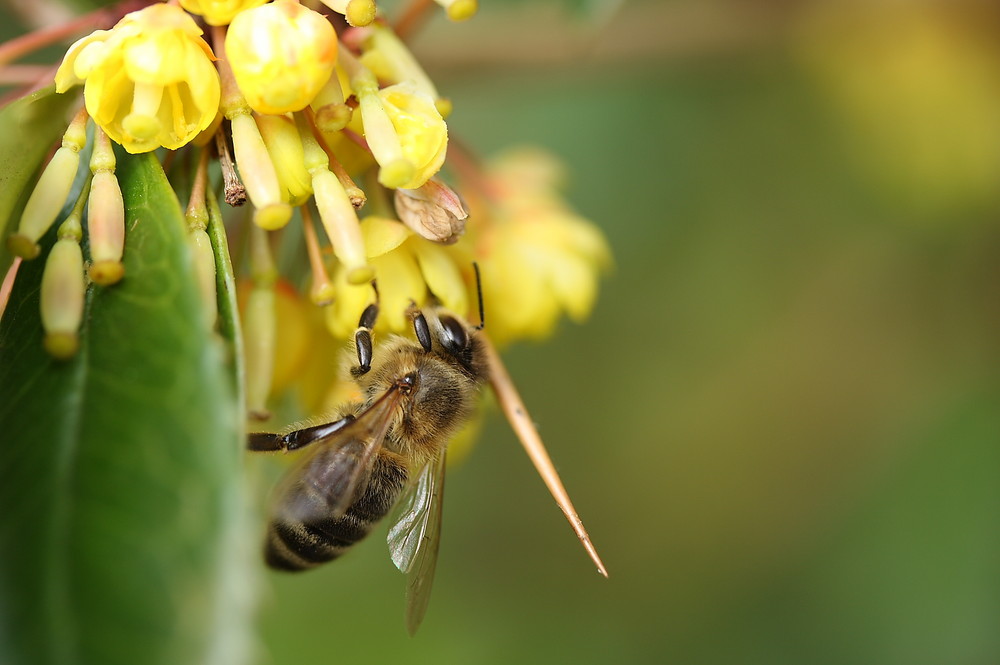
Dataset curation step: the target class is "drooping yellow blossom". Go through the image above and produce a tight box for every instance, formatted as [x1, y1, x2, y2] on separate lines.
[226, 0, 338, 115]
[53, 4, 221, 153]
[795, 2, 1000, 214]
[178, 0, 269, 26]
[325, 216, 468, 338]
[473, 148, 611, 345]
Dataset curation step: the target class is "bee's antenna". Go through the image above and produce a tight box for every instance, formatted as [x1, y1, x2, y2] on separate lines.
[472, 262, 485, 330]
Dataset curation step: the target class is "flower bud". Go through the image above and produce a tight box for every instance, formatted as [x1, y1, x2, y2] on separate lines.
[8, 110, 89, 259]
[190, 228, 218, 329]
[226, 0, 338, 115]
[296, 114, 373, 284]
[179, 0, 269, 26]
[256, 114, 313, 206]
[40, 238, 85, 359]
[394, 179, 467, 244]
[87, 130, 125, 285]
[229, 113, 293, 229]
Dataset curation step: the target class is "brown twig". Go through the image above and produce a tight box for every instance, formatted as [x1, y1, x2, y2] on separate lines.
[0, 4, 126, 66]
[393, 0, 436, 42]
[481, 333, 609, 577]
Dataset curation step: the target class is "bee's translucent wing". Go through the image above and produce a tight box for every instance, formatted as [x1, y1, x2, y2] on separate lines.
[276, 385, 403, 524]
[388, 451, 447, 636]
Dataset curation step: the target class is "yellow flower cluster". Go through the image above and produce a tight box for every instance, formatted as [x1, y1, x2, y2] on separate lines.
[13, 0, 610, 420]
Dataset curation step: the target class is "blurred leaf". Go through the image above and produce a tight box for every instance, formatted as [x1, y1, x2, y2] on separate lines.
[0, 86, 79, 277]
[0, 153, 254, 665]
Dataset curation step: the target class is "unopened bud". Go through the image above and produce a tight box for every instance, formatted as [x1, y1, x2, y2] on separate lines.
[296, 114, 373, 284]
[87, 131, 125, 285]
[230, 113, 293, 229]
[256, 114, 312, 206]
[190, 229, 218, 329]
[40, 238, 85, 359]
[394, 179, 467, 244]
[10, 111, 89, 258]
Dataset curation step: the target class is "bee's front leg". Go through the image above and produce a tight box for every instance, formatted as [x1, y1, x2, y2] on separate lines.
[248, 415, 357, 452]
[352, 303, 379, 376]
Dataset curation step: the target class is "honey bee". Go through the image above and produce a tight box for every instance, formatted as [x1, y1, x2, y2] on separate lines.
[248, 301, 488, 634]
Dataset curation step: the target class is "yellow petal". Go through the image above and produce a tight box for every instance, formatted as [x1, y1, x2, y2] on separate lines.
[361, 216, 412, 258]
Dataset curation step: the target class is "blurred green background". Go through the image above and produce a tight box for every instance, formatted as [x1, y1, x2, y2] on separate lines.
[5, 0, 999, 663]
[254, 1, 1000, 664]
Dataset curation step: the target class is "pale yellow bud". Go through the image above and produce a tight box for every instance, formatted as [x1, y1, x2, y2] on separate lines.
[40, 238, 85, 359]
[87, 131, 125, 285]
[256, 114, 313, 206]
[8, 110, 89, 259]
[230, 113, 293, 229]
[296, 114, 373, 284]
[190, 229, 218, 329]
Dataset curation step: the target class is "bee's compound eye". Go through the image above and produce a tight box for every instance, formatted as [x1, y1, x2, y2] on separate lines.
[439, 315, 468, 355]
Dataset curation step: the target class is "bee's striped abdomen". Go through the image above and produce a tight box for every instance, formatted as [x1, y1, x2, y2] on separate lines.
[265, 455, 408, 571]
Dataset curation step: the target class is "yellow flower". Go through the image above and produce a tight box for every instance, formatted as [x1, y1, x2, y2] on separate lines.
[225, 0, 338, 115]
[179, 0, 269, 26]
[325, 216, 469, 338]
[54, 4, 221, 154]
[354, 78, 448, 190]
[474, 148, 611, 346]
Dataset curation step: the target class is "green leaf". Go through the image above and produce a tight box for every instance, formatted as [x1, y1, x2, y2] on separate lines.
[0, 86, 80, 278]
[0, 152, 255, 665]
